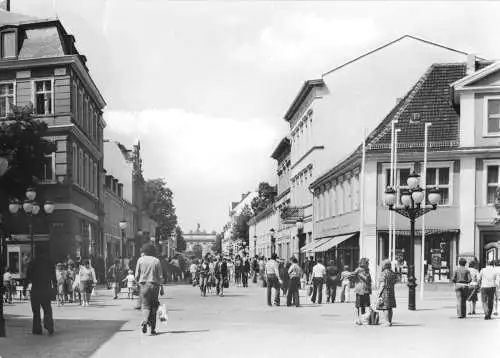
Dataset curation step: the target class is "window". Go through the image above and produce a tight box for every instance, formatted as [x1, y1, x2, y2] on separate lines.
[336, 182, 343, 214]
[72, 82, 78, 122]
[79, 150, 84, 186]
[72, 144, 78, 184]
[0, 82, 14, 117]
[34, 80, 52, 115]
[487, 165, 499, 204]
[426, 167, 450, 205]
[94, 162, 98, 195]
[344, 179, 352, 212]
[83, 97, 88, 133]
[486, 98, 500, 135]
[1, 31, 16, 58]
[41, 154, 55, 181]
[89, 159, 94, 193]
[78, 89, 83, 125]
[384, 167, 411, 205]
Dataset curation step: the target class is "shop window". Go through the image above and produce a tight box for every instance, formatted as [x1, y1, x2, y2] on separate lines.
[485, 98, 500, 135]
[486, 165, 499, 204]
[34, 80, 53, 115]
[1, 31, 16, 58]
[426, 167, 450, 205]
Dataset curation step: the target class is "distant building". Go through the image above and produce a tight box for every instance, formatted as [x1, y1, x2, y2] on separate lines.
[222, 192, 257, 257]
[184, 224, 216, 258]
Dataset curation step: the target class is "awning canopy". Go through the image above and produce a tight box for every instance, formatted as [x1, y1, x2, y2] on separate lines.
[314, 233, 356, 253]
[300, 237, 330, 253]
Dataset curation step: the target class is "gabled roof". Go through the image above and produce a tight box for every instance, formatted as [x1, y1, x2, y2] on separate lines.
[310, 62, 468, 189]
[451, 61, 500, 103]
[270, 137, 291, 160]
[322, 35, 479, 77]
[283, 79, 324, 122]
[366, 63, 466, 151]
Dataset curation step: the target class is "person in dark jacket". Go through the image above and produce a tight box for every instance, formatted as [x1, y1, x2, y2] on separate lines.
[23, 249, 56, 335]
[242, 255, 250, 288]
[215, 256, 228, 296]
[452, 257, 471, 318]
[325, 260, 340, 303]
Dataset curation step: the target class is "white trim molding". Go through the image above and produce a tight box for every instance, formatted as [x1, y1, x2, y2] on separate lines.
[483, 159, 500, 206]
[483, 95, 500, 137]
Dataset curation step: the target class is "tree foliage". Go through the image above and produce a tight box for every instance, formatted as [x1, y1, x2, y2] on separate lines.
[0, 105, 56, 231]
[143, 178, 178, 243]
[250, 182, 277, 215]
[231, 204, 253, 246]
[175, 225, 186, 252]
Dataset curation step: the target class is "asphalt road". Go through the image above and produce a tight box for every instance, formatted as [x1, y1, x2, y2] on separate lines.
[1, 283, 498, 358]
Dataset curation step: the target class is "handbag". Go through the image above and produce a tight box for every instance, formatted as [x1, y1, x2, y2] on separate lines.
[157, 303, 168, 322]
[376, 296, 384, 310]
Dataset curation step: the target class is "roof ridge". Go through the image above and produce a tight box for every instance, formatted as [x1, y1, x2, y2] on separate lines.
[322, 35, 481, 78]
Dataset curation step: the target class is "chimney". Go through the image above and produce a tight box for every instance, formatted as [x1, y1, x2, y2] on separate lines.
[466, 54, 476, 75]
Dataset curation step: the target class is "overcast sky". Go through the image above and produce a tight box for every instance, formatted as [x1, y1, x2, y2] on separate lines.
[11, 0, 500, 233]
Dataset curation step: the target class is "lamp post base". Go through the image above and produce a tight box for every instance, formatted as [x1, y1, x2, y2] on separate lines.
[407, 265, 417, 311]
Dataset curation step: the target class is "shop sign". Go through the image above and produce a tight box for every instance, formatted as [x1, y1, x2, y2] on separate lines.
[431, 249, 442, 269]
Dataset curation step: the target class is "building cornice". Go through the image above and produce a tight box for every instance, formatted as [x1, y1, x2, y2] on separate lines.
[291, 146, 324, 171]
[284, 79, 325, 122]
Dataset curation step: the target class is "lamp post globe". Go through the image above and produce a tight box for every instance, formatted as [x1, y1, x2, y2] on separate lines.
[384, 187, 397, 207]
[427, 187, 441, 206]
[31, 202, 41, 215]
[25, 187, 36, 201]
[8, 199, 20, 214]
[44, 201, 55, 214]
[407, 171, 420, 190]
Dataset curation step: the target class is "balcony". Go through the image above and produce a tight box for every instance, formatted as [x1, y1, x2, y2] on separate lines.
[280, 206, 304, 224]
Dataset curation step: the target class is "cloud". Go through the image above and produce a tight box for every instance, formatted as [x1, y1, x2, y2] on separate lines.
[104, 109, 280, 230]
[232, 12, 380, 71]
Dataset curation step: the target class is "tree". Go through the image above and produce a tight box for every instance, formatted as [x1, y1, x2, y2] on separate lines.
[143, 178, 178, 244]
[231, 204, 253, 246]
[211, 233, 222, 253]
[0, 104, 56, 232]
[175, 225, 186, 252]
[251, 182, 277, 215]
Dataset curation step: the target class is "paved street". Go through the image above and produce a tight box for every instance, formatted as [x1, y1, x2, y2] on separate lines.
[1, 283, 499, 358]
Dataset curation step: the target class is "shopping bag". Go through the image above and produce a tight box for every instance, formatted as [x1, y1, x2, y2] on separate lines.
[158, 303, 168, 322]
[91, 287, 97, 297]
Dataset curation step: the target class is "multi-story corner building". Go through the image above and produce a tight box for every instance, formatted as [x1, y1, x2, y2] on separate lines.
[0, 12, 106, 261]
[309, 57, 500, 281]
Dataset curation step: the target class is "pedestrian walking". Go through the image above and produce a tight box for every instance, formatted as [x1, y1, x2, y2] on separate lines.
[452, 257, 471, 319]
[467, 261, 480, 315]
[72, 266, 81, 305]
[79, 259, 96, 307]
[478, 259, 499, 320]
[3, 267, 14, 304]
[252, 256, 259, 284]
[23, 249, 56, 335]
[377, 259, 398, 327]
[265, 253, 282, 306]
[242, 255, 250, 288]
[107, 259, 122, 299]
[135, 243, 164, 335]
[123, 270, 136, 300]
[55, 263, 67, 306]
[215, 256, 228, 296]
[351, 257, 372, 325]
[287, 257, 302, 307]
[311, 259, 326, 304]
[340, 265, 352, 303]
[234, 255, 242, 287]
[325, 260, 339, 303]
[259, 256, 267, 288]
[199, 258, 210, 297]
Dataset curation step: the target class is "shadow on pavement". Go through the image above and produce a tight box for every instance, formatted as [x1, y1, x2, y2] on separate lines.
[391, 323, 424, 327]
[167, 329, 210, 334]
[1, 315, 127, 358]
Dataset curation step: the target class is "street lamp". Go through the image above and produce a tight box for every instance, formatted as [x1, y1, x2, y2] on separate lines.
[0, 156, 9, 337]
[269, 228, 275, 256]
[8, 188, 54, 257]
[383, 171, 441, 311]
[119, 220, 128, 268]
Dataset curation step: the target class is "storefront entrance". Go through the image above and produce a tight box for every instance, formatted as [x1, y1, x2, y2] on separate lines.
[480, 231, 500, 267]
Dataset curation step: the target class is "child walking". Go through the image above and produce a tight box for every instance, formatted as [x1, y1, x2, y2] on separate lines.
[123, 270, 136, 300]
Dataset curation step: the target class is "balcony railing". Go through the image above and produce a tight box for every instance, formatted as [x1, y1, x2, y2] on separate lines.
[280, 206, 304, 223]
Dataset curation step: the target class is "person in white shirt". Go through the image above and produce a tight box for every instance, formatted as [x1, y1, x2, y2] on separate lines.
[478, 260, 500, 320]
[265, 254, 282, 306]
[311, 259, 326, 304]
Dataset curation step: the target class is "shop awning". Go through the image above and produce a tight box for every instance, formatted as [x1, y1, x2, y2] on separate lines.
[314, 233, 356, 253]
[300, 237, 330, 253]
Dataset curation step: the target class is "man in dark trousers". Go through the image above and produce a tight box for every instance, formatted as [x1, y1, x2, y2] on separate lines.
[325, 260, 340, 303]
[242, 254, 250, 288]
[23, 248, 56, 335]
[215, 256, 228, 296]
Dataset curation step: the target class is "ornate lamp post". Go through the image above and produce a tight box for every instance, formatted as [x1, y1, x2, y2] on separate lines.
[384, 171, 441, 310]
[269, 228, 275, 256]
[119, 220, 128, 268]
[8, 188, 54, 257]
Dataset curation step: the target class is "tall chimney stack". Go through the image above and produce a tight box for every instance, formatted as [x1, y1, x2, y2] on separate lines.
[466, 54, 476, 75]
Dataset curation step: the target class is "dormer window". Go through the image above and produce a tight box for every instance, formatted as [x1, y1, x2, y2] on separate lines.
[486, 97, 500, 135]
[1, 31, 16, 59]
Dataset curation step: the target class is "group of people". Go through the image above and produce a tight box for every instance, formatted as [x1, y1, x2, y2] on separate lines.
[452, 258, 500, 320]
[54, 259, 97, 307]
[190, 255, 229, 296]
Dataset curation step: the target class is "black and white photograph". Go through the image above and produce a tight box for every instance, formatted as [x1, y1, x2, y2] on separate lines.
[0, 0, 499, 357]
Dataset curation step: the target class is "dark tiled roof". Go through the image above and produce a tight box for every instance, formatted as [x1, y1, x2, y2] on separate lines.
[18, 27, 64, 59]
[366, 63, 467, 152]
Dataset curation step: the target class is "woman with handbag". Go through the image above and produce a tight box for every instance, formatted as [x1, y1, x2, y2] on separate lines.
[79, 259, 96, 307]
[351, 257, 373, 325]
[377, 259, 398, 326]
